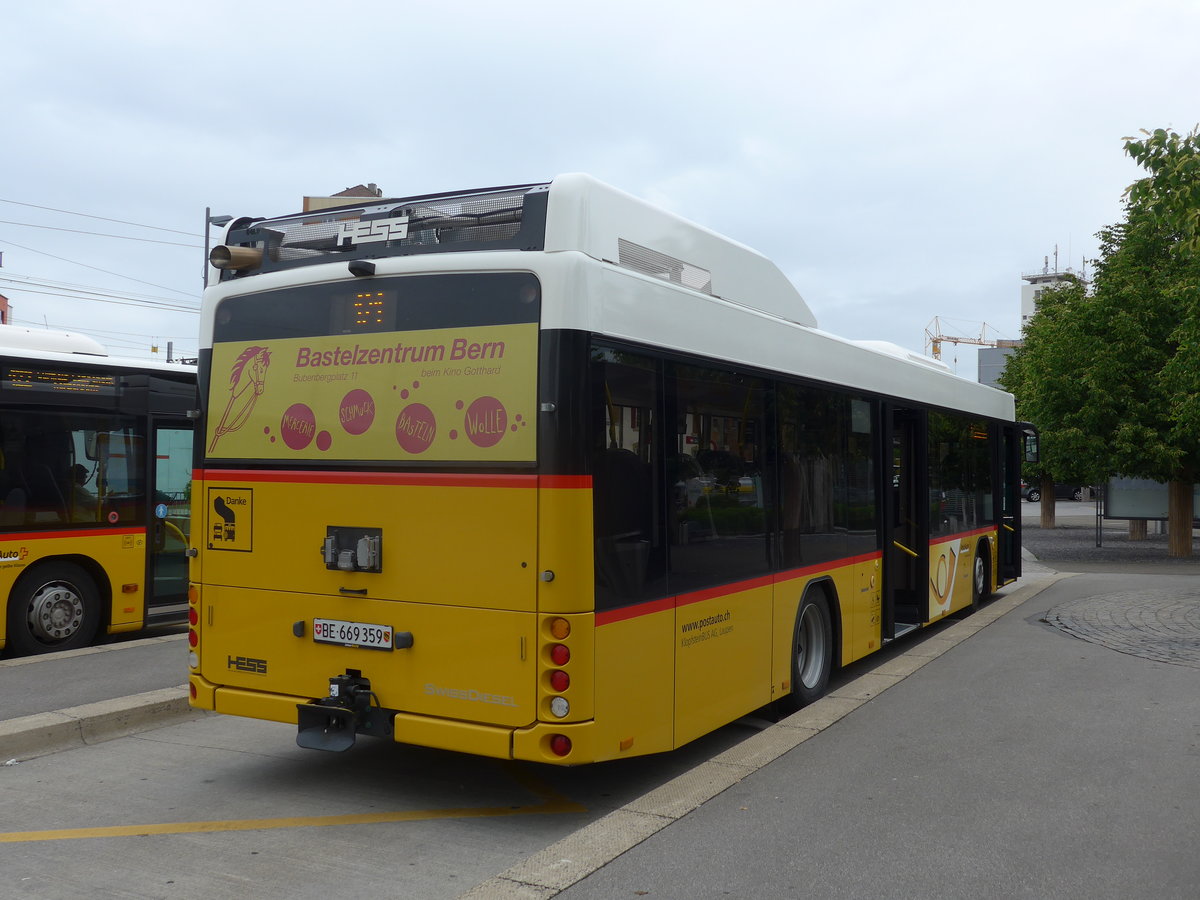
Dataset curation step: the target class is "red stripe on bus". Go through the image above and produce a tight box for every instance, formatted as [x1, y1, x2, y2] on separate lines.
[193, 469, 538, 489]
[929, 525, 995, 544]
[674, 573, 776, 609]
[775, 551, 884, 583]
[0, 526, 144, 542]
[596, 553, 885, 626]
[595, 595, 676, 626]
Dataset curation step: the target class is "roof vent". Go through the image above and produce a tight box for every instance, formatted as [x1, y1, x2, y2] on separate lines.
[618, 239, 712, 295]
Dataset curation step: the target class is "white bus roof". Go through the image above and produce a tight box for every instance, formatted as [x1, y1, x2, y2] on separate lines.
[0, 325, 195, 376]
[0, 326, 108, 356]
[543, 174, 817, 328]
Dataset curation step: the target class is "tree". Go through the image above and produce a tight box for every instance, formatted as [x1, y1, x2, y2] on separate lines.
[1123, 127, 1200, 554]
[1002, 128, 1200, 555]
[999, 278, 1104, 528]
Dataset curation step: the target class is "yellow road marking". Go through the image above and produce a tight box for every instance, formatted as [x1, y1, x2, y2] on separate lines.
[0, 764, 585, 843]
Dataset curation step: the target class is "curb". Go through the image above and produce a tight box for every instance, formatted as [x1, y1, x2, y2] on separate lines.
[0, 631, 187, 671]
[0, 685, 206, 762]
[458, 571, 1070, 899]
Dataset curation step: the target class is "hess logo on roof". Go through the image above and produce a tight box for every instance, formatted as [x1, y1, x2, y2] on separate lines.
[337, 216, 410, 246]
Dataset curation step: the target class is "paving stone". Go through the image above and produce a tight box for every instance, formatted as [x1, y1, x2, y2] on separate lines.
[1043, 589, 1200, 668]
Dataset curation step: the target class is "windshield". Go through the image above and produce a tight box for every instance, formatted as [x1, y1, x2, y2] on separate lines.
[206, 272, 540, 466]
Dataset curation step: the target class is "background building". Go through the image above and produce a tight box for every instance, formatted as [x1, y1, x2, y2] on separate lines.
[976, 253, 1086, 388]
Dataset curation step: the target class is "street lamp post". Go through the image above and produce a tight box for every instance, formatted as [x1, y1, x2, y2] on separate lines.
[203, 207, 233, 289]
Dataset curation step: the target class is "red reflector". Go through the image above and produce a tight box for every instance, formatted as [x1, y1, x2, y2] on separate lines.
[188, 607, 198, 626]
[188, 629, 198, 648]
[550, 644, 570, 666]
[550, 734, 572, 757]
[189, 683, 197, 700]
[550, 670, 570, 692]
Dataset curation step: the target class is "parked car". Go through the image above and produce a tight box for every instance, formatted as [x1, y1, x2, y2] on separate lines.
[1021, 481, 1084, 502]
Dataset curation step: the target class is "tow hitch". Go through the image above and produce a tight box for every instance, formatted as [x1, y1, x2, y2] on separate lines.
[296, 669, 393, 751]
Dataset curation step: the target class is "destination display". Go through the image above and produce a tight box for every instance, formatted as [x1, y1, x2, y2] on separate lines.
[2, 366, 118, 397]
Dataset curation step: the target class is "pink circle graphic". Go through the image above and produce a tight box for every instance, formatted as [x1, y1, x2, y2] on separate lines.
[316, 431, 332, 451]
[464, 396, 507, 448]
[395, 403, 436, 454]
[339, 389, 375, 435]
[280, 403, 317, 450]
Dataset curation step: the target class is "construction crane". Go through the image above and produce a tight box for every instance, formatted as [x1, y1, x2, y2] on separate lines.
[923, 317, 1007, 360]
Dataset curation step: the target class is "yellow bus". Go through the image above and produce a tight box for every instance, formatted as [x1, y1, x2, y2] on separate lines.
[190, 175, 1033, 763]
[0, 327, 195, 656]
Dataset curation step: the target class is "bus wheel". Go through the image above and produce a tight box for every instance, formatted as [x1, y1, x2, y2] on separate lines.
[7, 562, 101, 655]
[971, 543, 991, 611]
[785, 590, 832, 711]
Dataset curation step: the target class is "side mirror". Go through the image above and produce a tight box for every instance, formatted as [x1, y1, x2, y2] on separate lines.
[1021, 426, 1040, 464]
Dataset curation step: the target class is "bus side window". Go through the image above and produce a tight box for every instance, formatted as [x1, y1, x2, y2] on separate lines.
[0, 486, 26, 526]
[23, 433, 72, 522]
[591, 347, 664, 606]
[667, 363, 769, 594]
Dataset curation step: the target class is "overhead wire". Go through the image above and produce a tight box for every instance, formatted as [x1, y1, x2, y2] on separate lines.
[0, 220, 200, 248]
[0, 272, 192, 306]
[1, 286, 198, 314]
[0, 200, 207, 354]
[0, 198, 204, 238]
[0, 236, 197, 296]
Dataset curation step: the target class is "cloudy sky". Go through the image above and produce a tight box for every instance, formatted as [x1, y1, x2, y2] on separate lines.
[1, 0, 1195, 375]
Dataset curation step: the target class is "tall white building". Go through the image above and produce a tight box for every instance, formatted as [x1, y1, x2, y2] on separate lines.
[1021, 258, 1081, 329]
[977, 256, 1085, 388]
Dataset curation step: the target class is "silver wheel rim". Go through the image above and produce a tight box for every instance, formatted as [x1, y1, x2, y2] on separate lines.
[974, 554, 986, 597]
[796, 602, 828, 689]
[27, 581, 85, 642]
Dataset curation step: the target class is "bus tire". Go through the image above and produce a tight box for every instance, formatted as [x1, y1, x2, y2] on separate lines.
[784, 589, 833, 711]
[971, 542, 991, 611]
[6, 562, 101, 656]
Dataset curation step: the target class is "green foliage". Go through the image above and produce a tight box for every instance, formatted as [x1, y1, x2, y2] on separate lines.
[999, 279, 1110, 484]
[1002, 128, 1200, 486]
[1124, 126, 1200, 257]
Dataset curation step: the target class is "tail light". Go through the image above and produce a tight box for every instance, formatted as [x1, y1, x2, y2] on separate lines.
[543, 617, 573, 722]
[549, 734, 572, 757]
[187, 584, 200, 669]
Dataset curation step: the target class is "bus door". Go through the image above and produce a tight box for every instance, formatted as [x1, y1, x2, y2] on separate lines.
[148, 422, 193, 620]
[881, 406, 928, 639]
[995, 422, 1031, 584]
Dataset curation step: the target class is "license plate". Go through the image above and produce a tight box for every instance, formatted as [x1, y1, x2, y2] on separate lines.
[312, 618, 393, 650]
